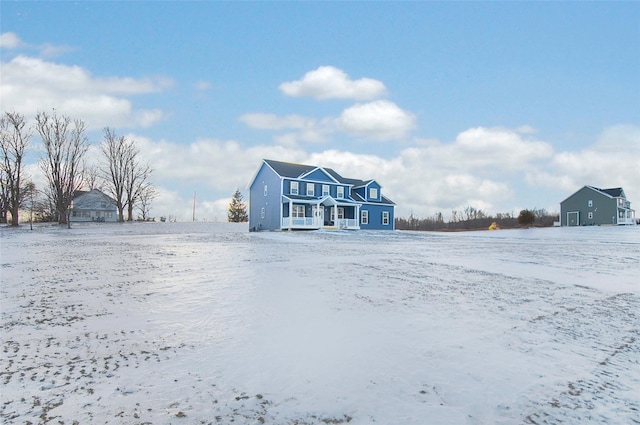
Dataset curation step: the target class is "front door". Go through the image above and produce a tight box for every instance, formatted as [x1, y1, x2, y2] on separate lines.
[312, 206, 324, 228]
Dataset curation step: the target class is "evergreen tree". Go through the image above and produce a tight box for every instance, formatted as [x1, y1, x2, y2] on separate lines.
[227, 189, 248, 222]
[518, 209, 536, 226]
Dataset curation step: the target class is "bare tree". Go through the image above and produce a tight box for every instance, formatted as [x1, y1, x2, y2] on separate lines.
[124, 152, 152, 221]
[35, 110, 89, 227]
[23, 181, 37, 230]
[100, 127, 153, 222]
[100, 128, 129, 222]
[136, 183, 157, 221]
[0, 111, 32, 226]
[0, 177, 9, 223]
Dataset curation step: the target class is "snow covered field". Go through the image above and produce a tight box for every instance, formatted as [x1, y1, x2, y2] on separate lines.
[1, 222, 638, 424]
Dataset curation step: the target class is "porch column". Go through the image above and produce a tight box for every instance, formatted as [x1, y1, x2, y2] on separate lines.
[355, 204, 360, 228]
[333, 205, 337, 228]
[288, 202, 293, 230]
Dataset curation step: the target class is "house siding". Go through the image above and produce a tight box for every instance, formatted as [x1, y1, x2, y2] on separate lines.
[360, 203, 395, 230]
[302, 169, 336, 183]
[249, 163, 282, 231]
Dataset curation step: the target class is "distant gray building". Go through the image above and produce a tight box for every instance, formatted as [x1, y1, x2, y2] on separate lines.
[70, 189, 118, 222]
[560, 186, 635, 226]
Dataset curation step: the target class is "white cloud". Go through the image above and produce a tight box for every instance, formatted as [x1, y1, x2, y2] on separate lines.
[1, 55, 172, 129]
[239, 113, 314, 130]
[452, 127, 554, 171]
[337, 100, 416, 141]
[528, 125, 640, 202]
[0, 32, 25, 49]
[38, 42, 75, 58]
[279, 66, 387, 100]
[239, 113, 332, 144]
[593, 124, 640, 153]
[1, 32, 74, 58]
[194, 80, 212, 91]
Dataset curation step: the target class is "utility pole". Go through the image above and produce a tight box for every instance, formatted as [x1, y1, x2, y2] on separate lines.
[192, 191, 196, 221]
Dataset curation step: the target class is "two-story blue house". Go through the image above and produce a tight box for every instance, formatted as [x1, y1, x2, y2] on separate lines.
[248, 159, 396, 231]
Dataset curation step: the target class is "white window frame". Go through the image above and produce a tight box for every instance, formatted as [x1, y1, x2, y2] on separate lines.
[588, 200, 593, 207]
[588, 212, 593, 219]
[292, 205, 305, 218]
[306, 183, 314, 196]
[369, 188, 378, 199]
[264, 185, 268, 196]
[382, 211, 389, 225]
[290, 181, 299, 195]
[361, 210, 369, 225]
[337, 186, 344, 199]
[322, 184, 330, 196]
[331, 207, 344, 221]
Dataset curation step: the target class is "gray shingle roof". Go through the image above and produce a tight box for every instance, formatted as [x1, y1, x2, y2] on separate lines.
[264, 159, 316, 178]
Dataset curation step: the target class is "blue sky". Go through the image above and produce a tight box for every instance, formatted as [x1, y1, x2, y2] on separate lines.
[2, 2, 639, 221]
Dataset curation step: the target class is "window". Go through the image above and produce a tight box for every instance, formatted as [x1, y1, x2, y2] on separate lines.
[261, 208, 265, 218]
[361, 210, 369, 224]
[369, 188, 378, 199]
[306, 183, 314, 196]
[588, 212, 593, 219]
[588, 200, 593, 207]
[322, 185, 330, 196]
[264, 185, 268, 196]
[337, 186, 344, 199]
[382, 211, 389, 225]
[293, 205, 305, 218]
[290, 181, 299, 195]
[331, 207, 344, 221]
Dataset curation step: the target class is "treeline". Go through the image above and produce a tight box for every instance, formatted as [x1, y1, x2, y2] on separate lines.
[395, 207, 559, 231]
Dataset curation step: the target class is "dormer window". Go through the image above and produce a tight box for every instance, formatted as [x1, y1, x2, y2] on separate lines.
[369, 188, 378, 199]
[290, 181, 299, 195]
[337, 186, 344, 199]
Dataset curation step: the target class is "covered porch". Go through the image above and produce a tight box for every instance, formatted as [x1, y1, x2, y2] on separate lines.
[281, 195, 360, 230]
[617, 207, 636, 225]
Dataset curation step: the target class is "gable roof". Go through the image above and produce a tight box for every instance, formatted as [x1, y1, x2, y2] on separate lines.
[561, 185, 627, 204]
[73, 188, 116, 203]
[264, 159, 364, 186]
